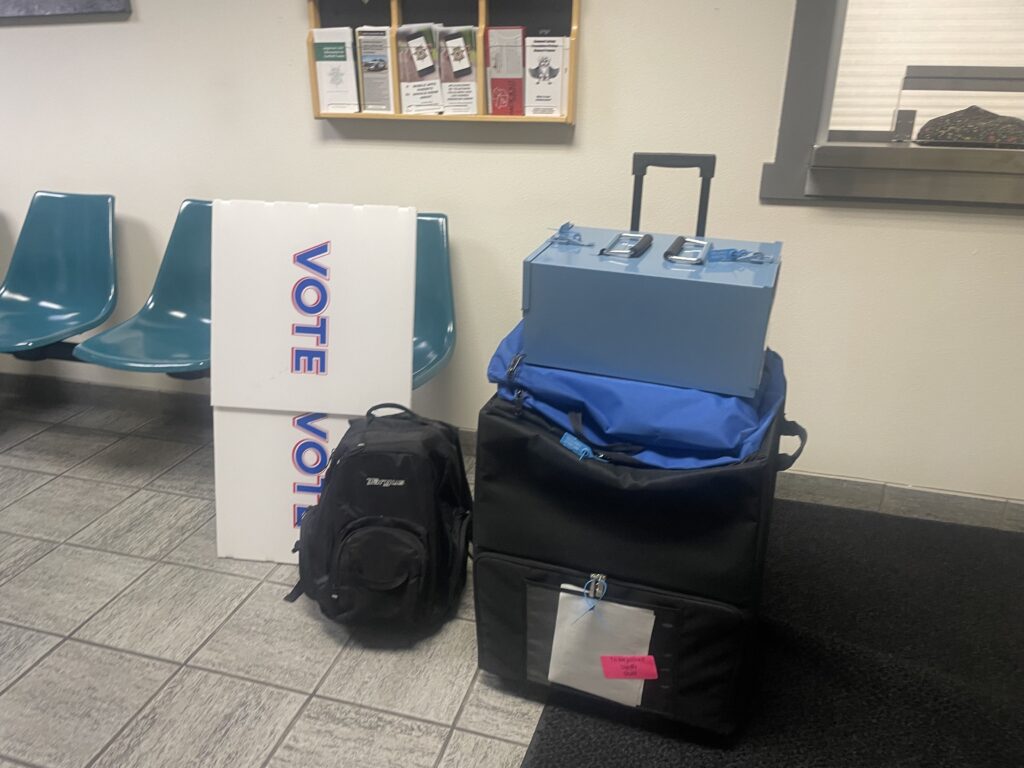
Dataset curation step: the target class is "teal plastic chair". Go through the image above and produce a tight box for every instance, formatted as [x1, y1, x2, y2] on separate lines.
[0, 191, 116, 354]
[73, 205, 451, 383]
[413, 213, 456, 388]
[73, 200, 211, 375]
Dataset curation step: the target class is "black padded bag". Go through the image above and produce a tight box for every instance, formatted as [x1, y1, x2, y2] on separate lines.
[286, 404, 472, 627]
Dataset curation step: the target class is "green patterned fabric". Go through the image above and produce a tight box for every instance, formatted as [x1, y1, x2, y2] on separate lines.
[917, 105, 1024, 148]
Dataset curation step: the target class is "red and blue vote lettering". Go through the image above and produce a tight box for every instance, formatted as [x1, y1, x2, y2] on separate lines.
[291, 412, 330, 527]
[290, 241, 331, 375]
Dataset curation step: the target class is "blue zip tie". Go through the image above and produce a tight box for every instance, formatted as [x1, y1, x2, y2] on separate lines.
[707, 248, 775, 264]
[549, 221, 595, 247]
[560, 433, 608, 462]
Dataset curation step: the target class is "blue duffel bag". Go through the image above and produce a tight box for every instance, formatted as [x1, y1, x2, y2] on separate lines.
[487, 321, 786, 470]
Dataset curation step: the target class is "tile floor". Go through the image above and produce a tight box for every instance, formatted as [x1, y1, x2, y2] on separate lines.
[0, 398, 543, 768]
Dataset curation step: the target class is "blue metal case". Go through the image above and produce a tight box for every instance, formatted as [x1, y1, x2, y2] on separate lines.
[521, 226, 782, 397]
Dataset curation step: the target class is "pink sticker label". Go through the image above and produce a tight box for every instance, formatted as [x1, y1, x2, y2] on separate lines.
[600, 655, 658, 680]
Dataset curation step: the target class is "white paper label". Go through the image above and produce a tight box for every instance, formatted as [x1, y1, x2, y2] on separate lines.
[547, 586, 656, 707]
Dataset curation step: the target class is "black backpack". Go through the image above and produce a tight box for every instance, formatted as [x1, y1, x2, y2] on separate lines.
[285, 404, 472, 626]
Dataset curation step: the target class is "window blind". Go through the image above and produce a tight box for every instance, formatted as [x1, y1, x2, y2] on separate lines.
[830, 0, 1024, 131]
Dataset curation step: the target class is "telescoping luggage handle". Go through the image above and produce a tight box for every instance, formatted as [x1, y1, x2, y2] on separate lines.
[630, 153, 716, 237]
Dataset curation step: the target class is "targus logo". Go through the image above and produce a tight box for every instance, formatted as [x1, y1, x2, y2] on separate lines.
[366, 477, 406, 488]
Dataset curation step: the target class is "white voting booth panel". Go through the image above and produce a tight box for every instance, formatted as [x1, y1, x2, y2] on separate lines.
[211, 201, 416, 414]
[213, 408, 352, 562]
[212, 201, 416, 562]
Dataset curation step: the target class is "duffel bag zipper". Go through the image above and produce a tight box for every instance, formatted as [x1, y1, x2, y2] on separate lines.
[493, 397, 770, 472]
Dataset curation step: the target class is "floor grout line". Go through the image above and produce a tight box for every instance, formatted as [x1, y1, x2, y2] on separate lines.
[180, 575, 268, 667]
[1, 397, 503, 768]
[258, 692, 314, 768]
[52, 402, 97, 426]
[309, 690, 463, 732]
[258, 608, 354, 768]
[142, 439, 208, 489]
[55, 410, 205, 445]
[82, 567, 272, 768]
[161, 558, 276, 582]
[0, 412, 76, 448]
[0, 538, 59, 590]
[452, 725, 536, 750]
[0, 471, 61, 518]
[82, 666, 187, 768]
[0, 529, 280, 587]
[183, 662, 316, 699]
[0, 631, 65, 701]
[0, 750, 50, 768]
[45, 635, 187, 669]
[62, 444, 205, 490]
[0, 557, 162, 700]
[52, 433, 129, 479]
[5, 613, 488, 737]
[128, 412, 212, 444]
[67, 559, 164, 637]
[432, 667, 481, 768]
[58, 488, 151, 545]
[0, 618, 66, 641]
[0, 468, 213, 548]
[879, 481, 891, 512]
[24, 418, 205, 493]
[8, 463, 219, 502]
[129, 483, 215, 502]
[1, 571, 496, 766]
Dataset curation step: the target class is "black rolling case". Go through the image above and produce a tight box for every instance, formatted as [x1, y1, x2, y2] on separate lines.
[473, 397, 804, 734]
[472, 153, 806, 735]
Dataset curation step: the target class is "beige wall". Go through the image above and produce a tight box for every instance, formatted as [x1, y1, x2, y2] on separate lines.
[1, 0, 1021, 500]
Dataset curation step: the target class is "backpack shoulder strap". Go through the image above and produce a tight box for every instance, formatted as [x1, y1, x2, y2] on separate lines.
[282, 539, 304, 603]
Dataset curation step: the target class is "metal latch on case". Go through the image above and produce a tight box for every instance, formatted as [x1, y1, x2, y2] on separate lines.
[599, 232, 653, 259]
[664, 236, 711, 265]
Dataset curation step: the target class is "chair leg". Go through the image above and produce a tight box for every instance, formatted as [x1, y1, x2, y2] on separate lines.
[167, 370, 210, 380]
[12, 341, 80, 362]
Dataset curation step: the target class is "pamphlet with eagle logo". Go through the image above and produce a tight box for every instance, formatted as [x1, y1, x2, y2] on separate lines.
[526, 37, 567, 117]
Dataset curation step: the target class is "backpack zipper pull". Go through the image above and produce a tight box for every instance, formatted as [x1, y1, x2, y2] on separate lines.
[585, 573, 607, 600]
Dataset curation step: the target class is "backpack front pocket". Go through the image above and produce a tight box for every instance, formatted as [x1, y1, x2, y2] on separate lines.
[331, 517, 429, 624]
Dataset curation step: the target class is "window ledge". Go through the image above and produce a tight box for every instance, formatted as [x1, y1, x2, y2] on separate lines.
[805, 143, 1024, 206]
[759, 0, 1024, 210]
[813, 143, 1024, 174]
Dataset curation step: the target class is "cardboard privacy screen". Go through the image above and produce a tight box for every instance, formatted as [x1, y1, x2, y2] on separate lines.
[211, 200, 417, 415]
[214, 407, 352, 562]
[211, 200, 417, 562]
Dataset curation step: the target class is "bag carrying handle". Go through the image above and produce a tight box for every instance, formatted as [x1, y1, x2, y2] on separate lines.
[630, 152, 716, 237]
[366, 403, 418, 420]
[776, 419, 807, 473]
